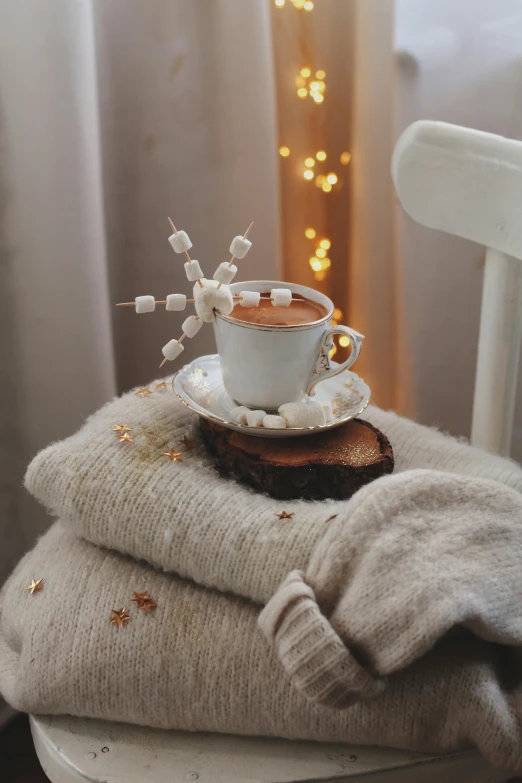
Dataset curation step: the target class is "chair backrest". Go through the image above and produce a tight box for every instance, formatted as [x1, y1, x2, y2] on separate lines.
[392, 120, 522, 456]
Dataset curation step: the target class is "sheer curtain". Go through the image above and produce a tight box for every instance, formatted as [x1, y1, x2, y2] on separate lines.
[0, 0, 279, 591]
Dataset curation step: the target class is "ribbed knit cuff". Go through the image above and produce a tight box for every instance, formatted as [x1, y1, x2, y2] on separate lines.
[259, 570, 384, 709]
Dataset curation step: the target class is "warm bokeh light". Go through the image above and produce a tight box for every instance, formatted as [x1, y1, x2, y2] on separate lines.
[310, 257, 322, 271]
[303, 0, 314, 10]
[339, 335, 351, 347]
[300, 66, 312, 78]
[274, 0, 285, 6]
[333, 308, 343, 320]
[303, 169, 314, 180]
[305, 227, 316, 239]
[319, 238, 331, 250]
[327, 172, 338, 184]
[297, 87, 308, 98]
[312, 93, 324, 104]
[329, 343, 337, 358]
[304, 157, 315, 167]
[279, 146, 290, 157]
[316, 247, 327, 258]
[315, 69, 326, 79]
[295, 75, 306, 88]
[316, 150, 327, 161]
[322, 181, 332, 192]
[315, 174, 326, 188]
[340, 151, 352, 165]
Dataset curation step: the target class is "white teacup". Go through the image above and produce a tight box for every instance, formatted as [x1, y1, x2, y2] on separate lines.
[213, 281, 364, 410]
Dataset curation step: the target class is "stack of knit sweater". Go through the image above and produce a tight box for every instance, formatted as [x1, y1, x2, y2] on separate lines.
[2, 380, 522, 774]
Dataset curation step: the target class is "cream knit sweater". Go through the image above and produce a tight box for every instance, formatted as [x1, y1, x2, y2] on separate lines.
[24, 381, 522, 604]
[0, 382, 520, 773]
[1, 521, 522, 773]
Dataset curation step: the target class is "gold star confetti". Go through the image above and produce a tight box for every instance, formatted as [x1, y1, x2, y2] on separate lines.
[155, 382, 167, 391]
[135, 387, 152, 397]
[132, 591, 157, 612]
[163, 449, 183, 463]
[113, 423, 132, 434]
[118, 432, 135, 443]
[110, 607, 130, 628]
[26, 578, 43, 595]
[182, 435, 196, 450]
[276, 510, 295, 519]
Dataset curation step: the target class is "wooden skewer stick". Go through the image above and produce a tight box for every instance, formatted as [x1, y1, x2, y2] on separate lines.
[168, 217, 203, 288]
[216, 221, 254, 290]
[116, 301, 167, 306]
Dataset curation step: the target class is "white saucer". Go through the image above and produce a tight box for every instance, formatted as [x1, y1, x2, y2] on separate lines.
[172, 354, 371, 438]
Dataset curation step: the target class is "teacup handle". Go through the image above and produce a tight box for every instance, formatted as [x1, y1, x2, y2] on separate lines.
[306, 325, 365, 397]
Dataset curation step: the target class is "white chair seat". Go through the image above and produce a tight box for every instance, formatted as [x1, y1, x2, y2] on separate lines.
[30, 715, 507, 783]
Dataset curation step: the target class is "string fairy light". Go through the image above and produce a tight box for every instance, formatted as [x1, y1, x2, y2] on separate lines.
[275, 0, 314, 10]
[274, 0, 352, 353]
[295, 71, 326, 102]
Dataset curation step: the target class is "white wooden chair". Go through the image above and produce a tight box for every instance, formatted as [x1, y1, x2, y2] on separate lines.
[29, 120, 522, 782]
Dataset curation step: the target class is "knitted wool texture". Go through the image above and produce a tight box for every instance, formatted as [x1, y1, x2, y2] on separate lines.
[259, 469, 522, 709]
[24, 380, 522, 604]
[2, 523, 522, 773]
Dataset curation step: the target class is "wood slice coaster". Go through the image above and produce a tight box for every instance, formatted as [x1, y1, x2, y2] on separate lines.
[199, 418, 394, 501]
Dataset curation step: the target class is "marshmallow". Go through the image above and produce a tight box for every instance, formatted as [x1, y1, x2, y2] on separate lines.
[271, 288, 292, 307]
[246, 410, 267, 427]
[263, 415, 286, 429]
[168, 231, 192, 254]
[162, 339, 185, 362]
[321, 400, 334, 422]
[166, 294, 187, 312]
[239, 291, 261, 307]
[182, 315, 203, 338]
[135, 295, 155, 314]
[184, 260, 204, 282]
[213, 262, 238, 285]
[230, 406, 251, 424]
[278, 401, 326, 428]
[193, 279, 234, 323]
[230, 235, 252, 259]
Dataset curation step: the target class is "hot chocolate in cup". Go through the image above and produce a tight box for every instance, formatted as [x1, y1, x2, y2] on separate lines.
[213, 281, 364, 411]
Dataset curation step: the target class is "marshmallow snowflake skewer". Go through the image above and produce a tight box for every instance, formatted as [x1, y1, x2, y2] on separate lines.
[159, 220, 255, 368]
[115, 215, 294, 370]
